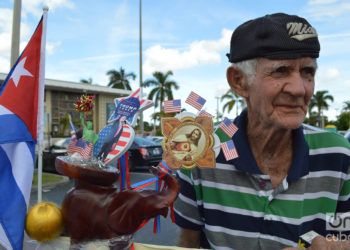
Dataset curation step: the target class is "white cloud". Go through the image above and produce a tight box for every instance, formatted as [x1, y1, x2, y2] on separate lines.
[143, 28, 231, 74]
[22, 0, 74, 16]
[0, 7, 31, 70]
[108, 0, 138, 46]
[0, 8, 12, 32]
[45, 41, 61, 55]
[0, 0, 71, 73]
[317, 67, 340, 81]
[306, 1, 350, 18]
[215, 84, 230, 97]
[315, 65, 349, 120]
[0, 56, 10, 73]
[0, 8, 13, 54]
[308, 0, 338, 5]
[319, 34, 350, 58]
[0, 32, 11, 55]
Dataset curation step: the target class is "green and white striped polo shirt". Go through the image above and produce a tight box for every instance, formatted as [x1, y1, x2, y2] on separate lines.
[174, 112, 350, 250]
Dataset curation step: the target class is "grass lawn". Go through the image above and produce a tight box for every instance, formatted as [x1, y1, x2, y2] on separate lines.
[32, 170, 65, 187]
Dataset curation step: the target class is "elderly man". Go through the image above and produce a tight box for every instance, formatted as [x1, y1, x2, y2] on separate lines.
[174, 13, 350, 249]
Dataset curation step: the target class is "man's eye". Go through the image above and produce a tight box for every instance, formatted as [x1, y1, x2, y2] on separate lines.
[271, 66, 289, 76]
[301, 67, 316, 77]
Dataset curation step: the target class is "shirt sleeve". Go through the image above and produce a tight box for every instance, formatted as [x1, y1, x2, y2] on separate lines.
[330, 160, 350, 236]
[174, 168, 204, 231]
[336, 163, 350, 213]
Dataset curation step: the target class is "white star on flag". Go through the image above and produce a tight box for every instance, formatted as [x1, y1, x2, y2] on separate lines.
[10, 57, 33, 87]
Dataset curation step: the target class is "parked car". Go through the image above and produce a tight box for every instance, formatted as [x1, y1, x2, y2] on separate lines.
[145, 136, 163, 145]
[41, 138, 70, 173]
[40, 136, 164, 173]
[345, 130, 350, 143]
[128, 136, 163, 171]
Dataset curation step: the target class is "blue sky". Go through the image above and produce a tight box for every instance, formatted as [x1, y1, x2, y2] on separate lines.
[1, 0, 350, 122]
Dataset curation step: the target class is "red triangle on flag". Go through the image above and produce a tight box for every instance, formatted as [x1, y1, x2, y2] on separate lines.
[0, 17, 43, 141]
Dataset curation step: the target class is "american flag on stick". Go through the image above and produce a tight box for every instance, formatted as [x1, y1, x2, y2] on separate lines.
[68, 138, 93, 159]
[198, 110, 214, 118]
[163, 99, 181, 113]
[221, 140, 239, 160]
[185, 91, 206, 110]
[219, 117, 238, 137]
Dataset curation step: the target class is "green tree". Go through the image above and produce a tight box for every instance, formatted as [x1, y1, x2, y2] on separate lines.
[336, 112, 350, 131]
[107, 67, 136, 90]
[305, 110, 318, 126]
[343, 101, 350, 112]
[142, 71, 179, 111]
[150, 110, 176, 135]
[337, 101, 350, 130]
[80, 78, 93, 84]
[221, 90, 245, 116]
[309, 90, 334, 127]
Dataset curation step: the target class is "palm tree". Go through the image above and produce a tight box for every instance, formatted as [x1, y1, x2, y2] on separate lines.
[107, 67, 136, 90]
[142, 71, 179, 110]
[80, 78, 93, 84]
[309, 90, 334, 128]
[343, 101, 350, 112]
[221, 90, 245, 116]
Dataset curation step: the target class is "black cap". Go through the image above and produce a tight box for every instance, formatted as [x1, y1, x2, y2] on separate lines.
[227, 13, 320, 63]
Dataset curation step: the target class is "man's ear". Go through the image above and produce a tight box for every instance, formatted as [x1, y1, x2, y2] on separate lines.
[226, 66, 248, 98]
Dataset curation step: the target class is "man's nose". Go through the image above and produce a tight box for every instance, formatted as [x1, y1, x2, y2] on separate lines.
[283, 72, 307, 96]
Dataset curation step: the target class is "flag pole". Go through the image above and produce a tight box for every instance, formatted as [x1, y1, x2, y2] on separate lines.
[139, 0, 144, 137]
[37, 6, 48, 202]
[10, 0, 21, 68]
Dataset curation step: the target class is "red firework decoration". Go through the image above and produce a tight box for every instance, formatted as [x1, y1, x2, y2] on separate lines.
[74, 94, 95, 112]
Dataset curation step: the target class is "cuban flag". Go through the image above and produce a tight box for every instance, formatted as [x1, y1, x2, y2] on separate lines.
[0, 12, 47, 250]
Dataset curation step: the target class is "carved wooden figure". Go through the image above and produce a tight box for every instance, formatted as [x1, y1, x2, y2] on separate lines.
[55, 156, 179, 248]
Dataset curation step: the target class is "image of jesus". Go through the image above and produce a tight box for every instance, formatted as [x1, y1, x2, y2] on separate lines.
[170, 128, 202, 161]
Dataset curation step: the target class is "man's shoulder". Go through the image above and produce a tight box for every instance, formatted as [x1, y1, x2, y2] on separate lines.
[302, 124, 350, 151]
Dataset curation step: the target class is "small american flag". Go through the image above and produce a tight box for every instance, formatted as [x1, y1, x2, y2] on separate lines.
[163, 99, 181, 113]
[185, 91, 206, 110]
[219, 117, 238, 137]
[68, 138, 93, 159]
[221, 140, 239, 160]
[198, 110, 214, 118]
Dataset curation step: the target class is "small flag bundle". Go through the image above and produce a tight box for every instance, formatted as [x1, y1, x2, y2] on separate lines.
[198, 110, 214, 118]
[219, 117, 238, 137]
[221, 140, 239, 160]
[185, 91, 206, 110]
[68, 138, 93, 159]
[163, 99, 181, 113]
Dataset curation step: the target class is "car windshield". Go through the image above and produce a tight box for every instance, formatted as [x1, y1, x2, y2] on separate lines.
[345, 130, 350, 142]
[145, 136, 163, 144]
[53, 138, 71, 149]
[134, 137, 156, 146]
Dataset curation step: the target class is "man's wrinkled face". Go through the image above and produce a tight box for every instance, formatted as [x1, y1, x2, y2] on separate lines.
[247, 57, 316, 129]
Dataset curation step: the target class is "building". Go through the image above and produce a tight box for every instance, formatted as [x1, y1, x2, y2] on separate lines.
[0, 73, 131, 141]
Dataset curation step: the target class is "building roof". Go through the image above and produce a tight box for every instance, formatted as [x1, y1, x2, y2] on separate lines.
[0, 72, 132, 96]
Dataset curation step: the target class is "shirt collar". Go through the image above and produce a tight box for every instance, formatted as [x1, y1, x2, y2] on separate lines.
[230, 109, 309, 181]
